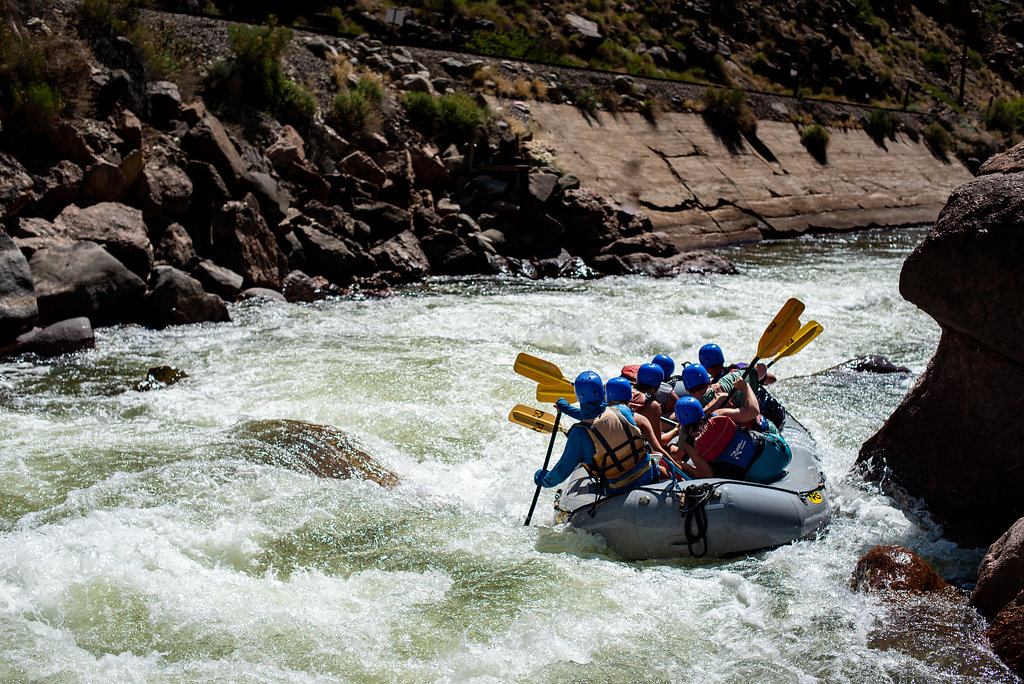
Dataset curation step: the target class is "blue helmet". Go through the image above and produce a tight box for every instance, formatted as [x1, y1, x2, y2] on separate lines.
[605, 376, 633, 403]
[675, 396, 705, 427]
[699, 343, 725, 368]
[681, 364, 711, 391]
[652, 354, 675, 379]
[574, 370, 604, 404]
[636, 363, 664, 388]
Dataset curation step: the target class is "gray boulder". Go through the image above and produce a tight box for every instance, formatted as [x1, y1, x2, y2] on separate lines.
[154, 222, 199, 271]
[0, 317, 94, 358]
[191, 259, 243, 301]
[137, 149, 193, 216]
[369, 230, 430, 282]
[0, 230, 38, 342]
[143, 265, 230, 329]
[181, 114, 246, 186]
[0, 151, 33, 221]
[30, 241, 146, 326]
[80, 158, 128, 203]
[292, 224, 368, 283]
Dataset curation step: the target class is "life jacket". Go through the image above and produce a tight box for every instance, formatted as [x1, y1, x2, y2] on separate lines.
[575, 407, 651, 489]
[692, 415, 764, 479]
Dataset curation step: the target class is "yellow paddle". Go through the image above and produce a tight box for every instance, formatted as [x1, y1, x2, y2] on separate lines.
[767, 321, 823, 368]
[730, 298, 805, 397]
[508, 404, 568, 434]
[536, 383, 575, 403]
[513, 352, 572, 387]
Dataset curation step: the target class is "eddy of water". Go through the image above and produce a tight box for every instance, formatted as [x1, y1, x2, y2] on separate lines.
[0, 228, 1016, 682]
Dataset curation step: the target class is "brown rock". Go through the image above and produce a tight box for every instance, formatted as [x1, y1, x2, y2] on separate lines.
[971, 518, 1024, 621]
[28, 160, 81, 218]
[211, 199, 285, 289]
[119, 148, 144, 187]
[137, 149, 192, 216]
[410, 145, 451, 189]
[134, 365, 189, 391]
[339, 150, 387, 188]
[266, 125, 306, 171]
[143, 265, 230, 329]
[154, 222, 199, 271]
[369, 230, 430, 282]
[0, 151, 34, 221]
[232, 418, 399, 487]
[987, 590, 1024, 676]
[850, 545, 950, 593]
[80, 158, 128, 203]
[977, 141, 1024, 176]
[181, 114, 246, 186]
[1, 317, 94, 359]
[858, 172, 1024, 548]
[282, 270, 327, 303]
[53, 202, 153, 279]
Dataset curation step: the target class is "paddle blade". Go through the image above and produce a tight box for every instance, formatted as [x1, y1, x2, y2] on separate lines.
[536, 383, 576, 403]
[757, 298, 805, 359]
[508, 404, 565, 434]
[514, 353, 571, 386]
[775, 321, 822, 361]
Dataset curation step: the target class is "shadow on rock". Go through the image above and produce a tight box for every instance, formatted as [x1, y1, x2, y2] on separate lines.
[232, 418, 399, 487]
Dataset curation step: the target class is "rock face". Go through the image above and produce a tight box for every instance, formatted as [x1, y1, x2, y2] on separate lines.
[0, 230, 38, 340]
[971, 518, 1024, 621]
[857, 157, 1024, 549]
[850, 545, 950, 593]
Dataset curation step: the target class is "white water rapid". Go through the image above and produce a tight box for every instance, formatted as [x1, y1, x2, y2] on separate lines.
[0, 228, 1016, 682]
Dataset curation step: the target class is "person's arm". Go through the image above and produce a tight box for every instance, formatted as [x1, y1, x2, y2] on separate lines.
[633, 412, 670, 459]
[713, 379, 759, 424]
[537, 428, 588, 487]
[668, 440, 714, 479]
[755, 362, 776, 385]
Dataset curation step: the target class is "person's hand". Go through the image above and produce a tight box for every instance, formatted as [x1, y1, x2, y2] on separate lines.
[534, 469, 548, 487]
[555, 398, 573, 412]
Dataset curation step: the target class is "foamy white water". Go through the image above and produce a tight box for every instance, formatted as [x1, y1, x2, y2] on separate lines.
[0, 228, 1016, 682]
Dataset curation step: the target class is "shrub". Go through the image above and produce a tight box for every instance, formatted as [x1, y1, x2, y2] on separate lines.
[574, 85, 599, 118]
[982, 98, 1024, 133]
[800, 124, 829, 161]
[206, 20, 316, 124]
[922, 123, 951, 155]
[329, 75, 382, 135]
[0, 22, 66, 135]
[865, 109, 895, 142]
[922, 51, 950, 79]
[702, 87, 756, 136]
[402, 91, 489, 142]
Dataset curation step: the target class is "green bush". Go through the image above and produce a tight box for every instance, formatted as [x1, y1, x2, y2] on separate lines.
[865, 109, 895, 142]
[574, 85, 599, 118]
[922, 123, 951, 154]
[402, 91, 489, 142]
[703, 87, 756, 136]
[800, 124, 829, 159]
[329, 76, 382, 135]
[0, 23, 64, 134]
[922, 51, 950, 79]
[206, 20, 316, 124]
[982, 98, 1024, 133]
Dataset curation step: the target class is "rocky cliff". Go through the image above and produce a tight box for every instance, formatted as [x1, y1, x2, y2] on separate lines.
[858, 141, 1024, 549]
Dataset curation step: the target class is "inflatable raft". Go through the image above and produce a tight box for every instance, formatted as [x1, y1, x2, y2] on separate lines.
[549, 413, 830, 560]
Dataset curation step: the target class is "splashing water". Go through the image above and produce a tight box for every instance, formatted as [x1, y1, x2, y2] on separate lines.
[0, 228, 1015, 682]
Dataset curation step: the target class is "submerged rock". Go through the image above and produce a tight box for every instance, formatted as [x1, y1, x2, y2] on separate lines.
[818, 355, 912, 375]
[851, 545, 950, 593]
[135, 365, 189, 391]
[233, 418, 399, 487]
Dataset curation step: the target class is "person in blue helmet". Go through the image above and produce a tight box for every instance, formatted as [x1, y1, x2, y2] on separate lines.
[605, 376, 670, 461]
[679, 363, 780, 435]
[629, 362, 673, 447]
[669, 395, 792, 483]
[698, 343, 784, 429]
[650, 354, 680, 419]
[536, 370, 660, 494]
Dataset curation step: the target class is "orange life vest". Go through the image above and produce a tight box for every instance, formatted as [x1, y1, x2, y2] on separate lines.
[576, 407, 650, 488]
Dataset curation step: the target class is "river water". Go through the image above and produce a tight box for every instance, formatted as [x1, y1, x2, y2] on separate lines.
[0, 227, 1016, 683]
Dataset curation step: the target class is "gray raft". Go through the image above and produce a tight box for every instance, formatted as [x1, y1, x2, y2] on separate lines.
[549, 414, 831, 560]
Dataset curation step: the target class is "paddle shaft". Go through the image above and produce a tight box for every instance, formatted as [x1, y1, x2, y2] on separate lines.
[524, 408, 562, 526]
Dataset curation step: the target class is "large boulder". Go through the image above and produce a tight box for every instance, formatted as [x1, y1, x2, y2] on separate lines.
[857, 167, 1024, 548]
[971, 518, 1024, 621]
[143, 265, 231, 329]
[0, 151, 33, 221]
[181, 114, 246, 186]
[0, 230, 38, 342]
[53, 203, 153, 279]
[0, 317, 94, 358]
[369, 230, 430, 282]
[137, 148, 193, 217]
[850, 545, 950, 593]
[292, 224, 368, 283]
[29, 241, 146, 326]
[987, 591, 1024, 677]
[211, 198, 285, 290]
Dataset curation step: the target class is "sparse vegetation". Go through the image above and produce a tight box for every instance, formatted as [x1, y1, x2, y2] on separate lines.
[801, 124, 830, 161]
[982, 98, 1024, 134]
[865, 109, 895, 143]
[702, 87, 756, 136]
[329, 75, 382, 136]
[923, 123, 952, 156]
[205, 20, 316, 124]
[402, 91, 490, 142]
